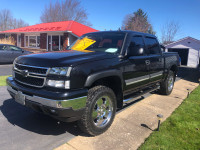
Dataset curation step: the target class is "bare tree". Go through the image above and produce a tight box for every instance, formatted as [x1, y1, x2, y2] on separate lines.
[0, 9, 12, 31]
[10, 18, 29, 29]
[0, 9, 29, 31]
[40, 0, 91, 26]
[161, 21, 180, 45]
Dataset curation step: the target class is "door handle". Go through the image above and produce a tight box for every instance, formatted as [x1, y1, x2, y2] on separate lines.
[145, 60, 150, 65]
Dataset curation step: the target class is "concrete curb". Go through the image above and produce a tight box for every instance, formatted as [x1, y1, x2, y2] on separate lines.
[55, 79, 198, 150]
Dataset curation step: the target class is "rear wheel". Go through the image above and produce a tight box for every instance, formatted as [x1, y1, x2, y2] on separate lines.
[159, 70, 175, 95]
[78, 85, 116, 136]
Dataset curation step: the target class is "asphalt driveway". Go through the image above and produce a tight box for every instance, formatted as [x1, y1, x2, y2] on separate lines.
[0, 66, 199, 150]
[0, 86, 83, 150]
[0, 64, 12, 76]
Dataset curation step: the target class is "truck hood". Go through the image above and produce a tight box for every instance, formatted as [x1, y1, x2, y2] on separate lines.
[16, 50, 116, 67]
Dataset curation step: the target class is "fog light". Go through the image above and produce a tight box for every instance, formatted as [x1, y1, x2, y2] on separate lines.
[65, 81, 70, 89]
[50, 109, 56, 113]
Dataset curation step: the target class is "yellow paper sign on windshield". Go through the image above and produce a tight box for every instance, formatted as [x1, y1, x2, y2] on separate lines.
[71, 37, 96, 52]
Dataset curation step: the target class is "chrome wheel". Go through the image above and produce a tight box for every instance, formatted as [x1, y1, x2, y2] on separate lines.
[92, 96, 113, 128]
[168, 75, 174, 92]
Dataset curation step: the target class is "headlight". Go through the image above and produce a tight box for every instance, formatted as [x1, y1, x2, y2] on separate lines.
[46, 80, 70, 89]
[49, 67, 71, 76]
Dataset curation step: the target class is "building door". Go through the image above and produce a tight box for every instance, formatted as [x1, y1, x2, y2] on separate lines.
[168, 48, 189, 65]
[52, 36, 59, 51]
[47, 35, 64, 51]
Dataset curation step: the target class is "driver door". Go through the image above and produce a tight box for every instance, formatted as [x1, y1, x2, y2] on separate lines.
[123, 35, 150, 94]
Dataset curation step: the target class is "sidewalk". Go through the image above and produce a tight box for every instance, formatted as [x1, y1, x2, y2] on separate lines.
[55, 79, 198, 150]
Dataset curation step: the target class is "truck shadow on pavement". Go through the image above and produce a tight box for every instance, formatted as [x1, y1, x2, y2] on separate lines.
[177, 66, 199, 83]
[0, 98, 85, 136]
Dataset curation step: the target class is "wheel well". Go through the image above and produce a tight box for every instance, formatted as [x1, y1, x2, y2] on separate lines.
[170, 65, 178, 76]
[90, 76, 123, 109]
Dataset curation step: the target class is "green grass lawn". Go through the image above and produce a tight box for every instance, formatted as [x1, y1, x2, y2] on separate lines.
[139, 86, 200, 150]
[0, 75, 10, 86]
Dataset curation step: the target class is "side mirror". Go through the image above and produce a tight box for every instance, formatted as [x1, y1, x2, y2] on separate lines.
[129, 45, 144, 56]
[138, 47, 144, 55]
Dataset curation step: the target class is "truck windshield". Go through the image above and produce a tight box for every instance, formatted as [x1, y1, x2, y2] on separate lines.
[69, 32, 126, 53]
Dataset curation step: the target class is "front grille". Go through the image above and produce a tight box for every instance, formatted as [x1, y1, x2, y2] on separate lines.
[15, 72, 45, 87]
[15, 63, 48, 75]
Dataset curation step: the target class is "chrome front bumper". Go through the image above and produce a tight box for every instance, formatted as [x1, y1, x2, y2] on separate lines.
[7, 85, 87, 110]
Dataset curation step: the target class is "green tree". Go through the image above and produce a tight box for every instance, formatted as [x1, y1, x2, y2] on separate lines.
[122, 9, 156, 35]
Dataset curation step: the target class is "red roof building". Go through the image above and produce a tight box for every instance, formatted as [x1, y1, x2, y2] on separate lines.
[0, 21, 98, 51]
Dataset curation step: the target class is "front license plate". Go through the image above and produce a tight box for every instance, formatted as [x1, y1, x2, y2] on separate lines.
[15, 91, 25, 105]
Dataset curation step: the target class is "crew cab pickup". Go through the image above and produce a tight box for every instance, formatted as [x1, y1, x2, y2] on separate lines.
[7, 31, 179, 136]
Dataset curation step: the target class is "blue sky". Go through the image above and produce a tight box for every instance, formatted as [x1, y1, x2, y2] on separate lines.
[1, 0, 200, 41]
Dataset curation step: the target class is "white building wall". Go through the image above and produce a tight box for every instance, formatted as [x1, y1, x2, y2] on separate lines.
[187, 48, 199, 67]
[166, 37, 200, 68]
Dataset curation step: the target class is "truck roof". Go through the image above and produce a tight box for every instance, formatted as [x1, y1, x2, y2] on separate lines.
[87, 30, 156, 38]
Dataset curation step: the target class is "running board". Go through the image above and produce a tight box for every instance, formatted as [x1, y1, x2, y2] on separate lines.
[123, 85, 160, 104]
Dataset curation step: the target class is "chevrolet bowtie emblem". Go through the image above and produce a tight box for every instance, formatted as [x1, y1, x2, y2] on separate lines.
[21, 70, 29, 77]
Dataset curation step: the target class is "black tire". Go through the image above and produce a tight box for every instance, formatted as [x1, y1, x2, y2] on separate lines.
[159, 70, 175, 95]
[78, 85, 117, 136]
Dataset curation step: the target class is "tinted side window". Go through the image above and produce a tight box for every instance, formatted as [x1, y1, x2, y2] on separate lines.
[8, 46, 21, 51]
[0, 45, 7, 50]
[145, 37, 160, 54]
[129, 36, 144, 56]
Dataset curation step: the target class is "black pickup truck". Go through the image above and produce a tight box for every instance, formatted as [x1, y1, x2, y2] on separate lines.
[7, 31, 179, 136]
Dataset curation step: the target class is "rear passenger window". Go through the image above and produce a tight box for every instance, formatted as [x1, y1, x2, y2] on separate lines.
[145, 37, 160, 54]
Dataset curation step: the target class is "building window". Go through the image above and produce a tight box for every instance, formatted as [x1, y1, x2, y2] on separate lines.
[29, 36, 36, 47]
[37, 36, 40, 47]
[25, 35, 40, 48]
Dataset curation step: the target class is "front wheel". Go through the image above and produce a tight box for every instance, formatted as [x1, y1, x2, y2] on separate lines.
[78, 85, 116, 136]
[159, 70, 175, 95]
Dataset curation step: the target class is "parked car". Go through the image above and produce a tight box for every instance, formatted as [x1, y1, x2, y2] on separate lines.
[0, 44, 32, 64]
[7, 31, 179, 136]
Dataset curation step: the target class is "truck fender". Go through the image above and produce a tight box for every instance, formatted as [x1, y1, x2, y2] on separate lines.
[84, 69, 123, 87]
